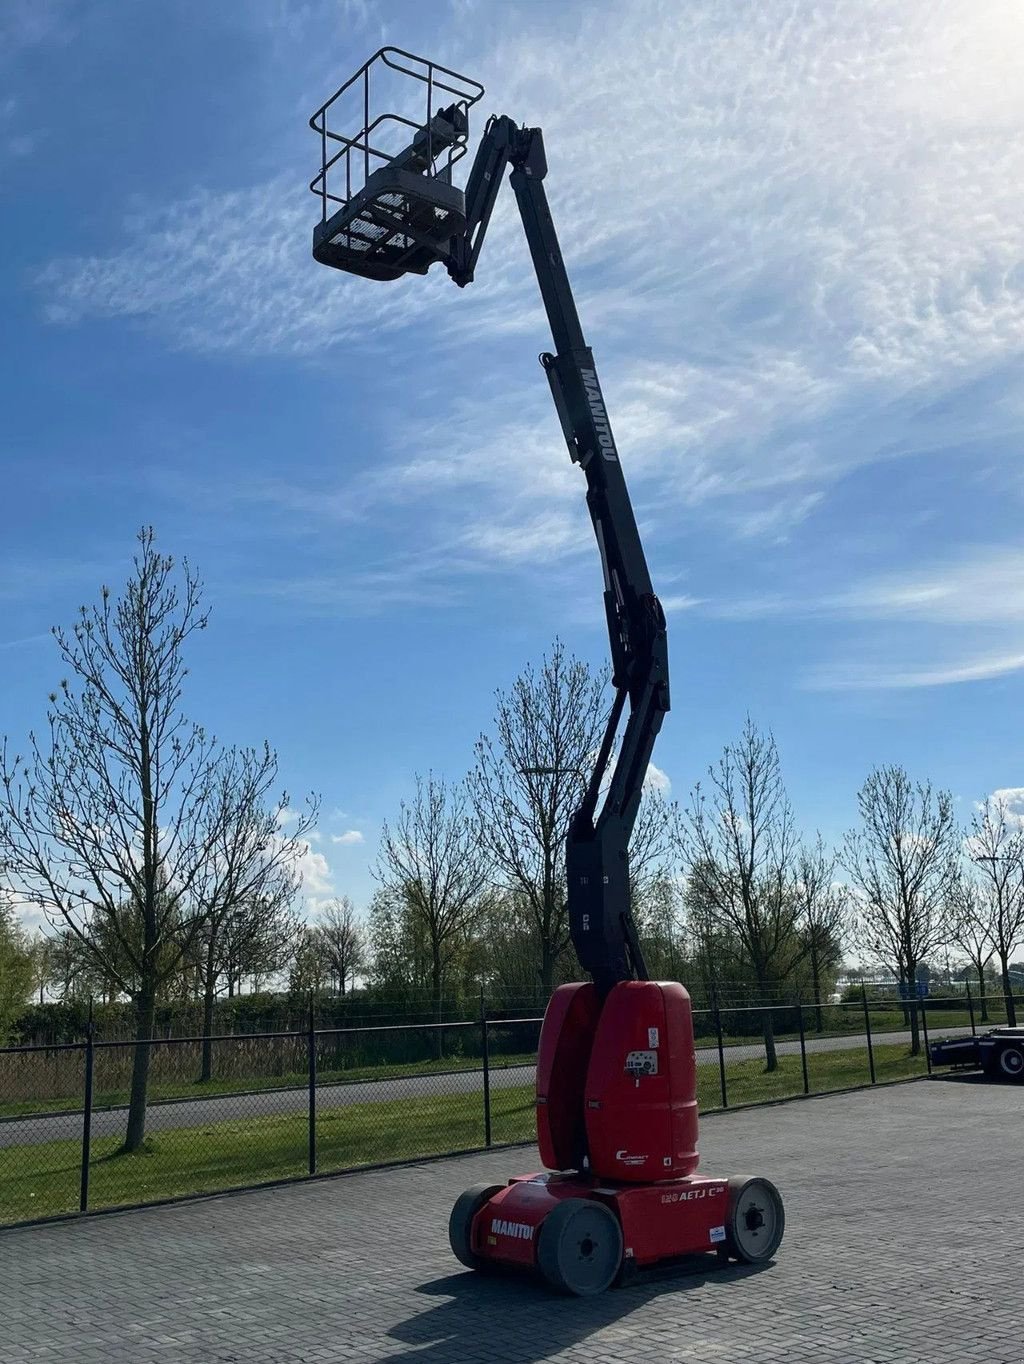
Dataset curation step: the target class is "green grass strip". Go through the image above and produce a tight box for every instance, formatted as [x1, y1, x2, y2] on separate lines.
[0, 1041, 927, 1226]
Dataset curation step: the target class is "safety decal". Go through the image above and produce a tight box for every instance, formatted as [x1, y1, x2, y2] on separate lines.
[709, 1225, 726, 1244]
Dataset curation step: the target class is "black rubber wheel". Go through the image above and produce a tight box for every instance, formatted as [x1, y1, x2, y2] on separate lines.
[448, 1183, 503, 1269]
[997, 1044, 1024, 1080]
[537, 1198, 623, 1296]
[725, 1176, 785, 1264]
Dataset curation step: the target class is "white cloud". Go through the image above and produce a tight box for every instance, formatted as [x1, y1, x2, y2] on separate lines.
[8, 889, 48, 935]
[644, 763, 671, 795]
[713, 545, 1024, 626]
[41, 5, 1024, 370]
[331, 829, 364, 846]
[29, 0, 1024, 573]
[715, 545, 1024, 691]
[660, 595, 701, 615]
[834, 548, 1024, 626]
[805, 649, 1024, 692]
[295, 838, 333, 895]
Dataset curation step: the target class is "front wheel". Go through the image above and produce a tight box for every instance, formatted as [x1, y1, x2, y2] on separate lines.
[537, 1198, 623, 1296]
[724, 1176, 785, 1264]
[448, 1183, 503, 1269]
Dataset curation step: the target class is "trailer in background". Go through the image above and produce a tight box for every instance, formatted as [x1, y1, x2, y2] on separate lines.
[930, 1026, 1024, 1080]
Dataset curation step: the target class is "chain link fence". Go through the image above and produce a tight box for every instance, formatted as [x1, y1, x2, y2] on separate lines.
[0, 989, 1002, 1230]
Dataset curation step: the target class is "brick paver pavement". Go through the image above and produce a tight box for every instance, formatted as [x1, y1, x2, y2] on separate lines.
[1, 1076, 1021, 1363]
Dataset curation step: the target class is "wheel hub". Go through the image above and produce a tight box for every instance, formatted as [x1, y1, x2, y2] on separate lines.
[744, 1205, 765, 1233]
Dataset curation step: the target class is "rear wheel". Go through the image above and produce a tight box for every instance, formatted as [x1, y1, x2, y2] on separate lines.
[448, 1183, 503, 1269]
[537, 1197, 623, 1296]
[997, 1044, 1024, 1080]
[724, 1177, 785, 1264]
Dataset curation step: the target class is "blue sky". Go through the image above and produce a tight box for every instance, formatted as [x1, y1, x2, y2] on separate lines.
[3, 0, 1023, 924]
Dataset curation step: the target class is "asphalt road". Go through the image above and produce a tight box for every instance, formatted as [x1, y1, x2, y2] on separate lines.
[0, 1023, 970, 1150]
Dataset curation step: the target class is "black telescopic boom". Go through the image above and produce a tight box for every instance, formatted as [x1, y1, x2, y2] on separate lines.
[450, 119, 670, 994]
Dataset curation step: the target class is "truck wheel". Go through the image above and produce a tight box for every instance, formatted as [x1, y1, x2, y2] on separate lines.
[448, 1183, 503, 1269]
[997, 1044, 1024, 1080]
[725, 1177, 785, 1264]
[537, 1197, 623, 1296]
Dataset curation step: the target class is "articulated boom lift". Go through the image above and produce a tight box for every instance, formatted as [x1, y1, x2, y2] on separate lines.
[310, 48, 784, 1295]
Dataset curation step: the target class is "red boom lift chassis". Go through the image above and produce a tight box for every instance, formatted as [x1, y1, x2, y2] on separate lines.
[309, 48, 785, 1295]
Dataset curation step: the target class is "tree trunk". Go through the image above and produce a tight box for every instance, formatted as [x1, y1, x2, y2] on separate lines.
[761, 1005, 778, 1072]
[539, 935, 555, 996]
[810, 945, 823, 1032]
[431, 943, 443, 1061]
[1000, 955, 1017, 1026]
[200, 947, 217, 1083]
[977, 961, 989, 1022]
[756, 972, 778, 1071]
[123, 981, 157, 1153]
[906, 962, 921, 1055]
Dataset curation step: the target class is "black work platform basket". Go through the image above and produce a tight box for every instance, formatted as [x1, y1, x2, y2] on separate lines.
[309, 47, 484, 281]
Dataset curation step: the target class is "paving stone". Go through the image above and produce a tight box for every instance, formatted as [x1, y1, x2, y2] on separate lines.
[1, 1077, 1022, 1362]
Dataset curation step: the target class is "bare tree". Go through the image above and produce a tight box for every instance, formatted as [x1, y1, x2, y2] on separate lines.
[468, 641, 606, 991]
[627, 791, 680, 977]
[675, 719, 803, 1070]
[0, 530, 231, 1150]
[191, 744, 315, 1080]
[42, 928, 96, 1002]
[947, 868, 995, 1022]
[966, 795, 1024, 1025]
[842, 766, 956, 1055]
[681, 861, 752, 1006]
[376, 773, 491, 1020]
[367, 885, 430, 996]
[477, 890, 548, 1000]
[315, 897, 364, 995]
[220, 893, 297, 996]
[27, 930, 55, 1006]
[0, 894, 33, 1042]
[631, 870, 684, 981]
[795, 837, 847, 1032]
[288, 924, 329, 997]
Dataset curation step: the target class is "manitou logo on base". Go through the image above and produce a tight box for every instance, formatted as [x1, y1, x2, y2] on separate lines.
[491, 1218, 534, 1241]
[581, 369, 618, 462]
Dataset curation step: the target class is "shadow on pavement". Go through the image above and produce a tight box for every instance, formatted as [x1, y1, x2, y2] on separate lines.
[375, 1257, 770, 1364]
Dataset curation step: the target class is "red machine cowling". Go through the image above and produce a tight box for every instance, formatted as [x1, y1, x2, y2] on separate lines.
[535, 983, 600, 1171]
[584, 980, 699, 1183]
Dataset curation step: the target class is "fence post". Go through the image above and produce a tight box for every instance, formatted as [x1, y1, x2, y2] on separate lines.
[480, 986, 492, 1148]
[79, 999, 95, 1214]
[862, 986, 876, 1085]
[919, 997, 932, 1075]
[714, 999, 728, 1109]
[966, 982, 976, 1037]
[307, 996, 317, 1176]
[797, 1003, 810, 1095]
